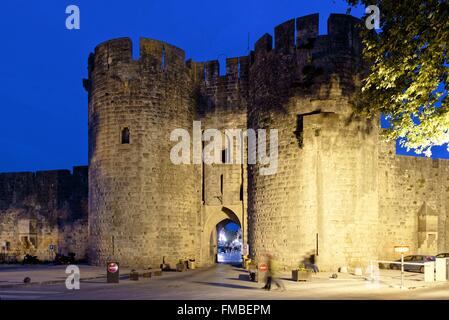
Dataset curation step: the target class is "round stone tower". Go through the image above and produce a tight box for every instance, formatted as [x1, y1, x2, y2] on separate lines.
[247, 14, 379, 271]
[85, 38, 201, 267]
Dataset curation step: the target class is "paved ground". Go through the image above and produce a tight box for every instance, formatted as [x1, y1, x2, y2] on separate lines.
[217, 252, 242, 264]
[1, 262, 449, 300]
[0, 264, 132, 287]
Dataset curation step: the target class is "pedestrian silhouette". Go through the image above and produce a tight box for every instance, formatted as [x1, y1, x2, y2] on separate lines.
[262, 253, 286, 291]
[304, 251, 319, 273]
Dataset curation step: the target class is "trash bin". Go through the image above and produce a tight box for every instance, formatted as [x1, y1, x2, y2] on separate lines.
[188, 259, 196, 270]
[248, 263, 257, 282]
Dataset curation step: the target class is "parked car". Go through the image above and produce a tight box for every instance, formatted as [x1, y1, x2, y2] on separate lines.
[22, 254, 39, 264]
[390, 255, 435, 273]
[54, 252, 76, 265]
[436, 253, 449, 258]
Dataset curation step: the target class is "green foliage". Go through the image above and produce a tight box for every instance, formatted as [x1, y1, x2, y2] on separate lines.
[298, 264, 308, 271]
[347, 0, 449, 156]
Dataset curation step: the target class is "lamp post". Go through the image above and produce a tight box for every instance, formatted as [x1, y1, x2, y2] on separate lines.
[394, 245, 410, 290]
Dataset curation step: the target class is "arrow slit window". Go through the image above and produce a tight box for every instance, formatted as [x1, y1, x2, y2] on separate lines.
[121, 127, 130, 144]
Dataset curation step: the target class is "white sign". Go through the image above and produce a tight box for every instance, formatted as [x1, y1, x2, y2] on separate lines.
[243, 244, 249, 256]
[394, 246, 410, 253]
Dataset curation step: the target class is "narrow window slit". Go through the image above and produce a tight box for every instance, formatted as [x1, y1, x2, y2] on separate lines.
[121, 127, 130, 144]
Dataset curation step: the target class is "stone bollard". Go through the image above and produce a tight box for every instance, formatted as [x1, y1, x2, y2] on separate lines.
[130, 270, 139, 281]
[152, 269, 163, 276]
[354, 267, 363, 276]
[424, 262, 435, 282]
[142, 268, 152, 279]
[435, 258, 448, 282]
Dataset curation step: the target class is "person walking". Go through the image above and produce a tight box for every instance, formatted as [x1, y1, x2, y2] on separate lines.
[309, 253, 319, 273]
[263, 254, 286, 291]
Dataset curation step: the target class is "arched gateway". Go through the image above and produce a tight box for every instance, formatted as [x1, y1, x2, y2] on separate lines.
[201, 206, 243, 265]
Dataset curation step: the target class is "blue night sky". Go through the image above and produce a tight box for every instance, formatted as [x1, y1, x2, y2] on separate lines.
[225, 222, 240, 232]
[0, 1, 447, 173]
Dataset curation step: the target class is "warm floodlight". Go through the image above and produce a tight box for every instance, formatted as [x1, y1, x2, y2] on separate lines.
[394, 246, 410, 253]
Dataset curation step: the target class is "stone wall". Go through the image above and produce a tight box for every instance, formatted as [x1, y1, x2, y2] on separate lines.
[83, 13, 449, 271]
[246, 13, 378, 271]
[378, 140, 449, 261]
[301, 113, 378, 271]
[2, 12, 445, 271]
[0, 167, 88, 261]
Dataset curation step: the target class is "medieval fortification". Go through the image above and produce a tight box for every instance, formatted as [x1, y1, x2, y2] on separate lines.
[1, 13, 448, 271]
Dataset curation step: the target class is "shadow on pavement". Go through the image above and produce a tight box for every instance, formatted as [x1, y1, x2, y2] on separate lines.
[224, 274, 252, 282]
[194, 281, 258, 290]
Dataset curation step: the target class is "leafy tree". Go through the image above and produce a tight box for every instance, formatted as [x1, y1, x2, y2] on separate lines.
[347, 0, 448, 156]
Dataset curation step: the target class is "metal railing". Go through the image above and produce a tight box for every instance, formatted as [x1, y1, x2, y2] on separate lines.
[368, 259, 433, 289]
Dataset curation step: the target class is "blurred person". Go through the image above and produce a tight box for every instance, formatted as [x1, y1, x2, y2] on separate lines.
[262, 253, 285, 291]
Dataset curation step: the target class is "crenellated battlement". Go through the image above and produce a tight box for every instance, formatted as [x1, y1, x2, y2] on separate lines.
[89, 37, 187, 73]
[187, 56, 250, 82]
[91, 37, 132, 71]
[253, 13, 361, 61]
[0, 166, 88, 219]
[89, 37, 247, 82]
[84, 13, 363, 129]
[93, 37, 185, 62]
[297, 13, 319, 48]
[140, 38, 186, 66]
[86, 13, 361, 98]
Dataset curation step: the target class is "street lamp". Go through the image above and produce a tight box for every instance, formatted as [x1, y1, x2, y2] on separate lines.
[394, 245, 410, 290]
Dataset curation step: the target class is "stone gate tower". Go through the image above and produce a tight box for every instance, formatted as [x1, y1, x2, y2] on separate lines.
[84, 13, 449, 271]
[85, 39, 201, 267]
[247, 14, 379, 271]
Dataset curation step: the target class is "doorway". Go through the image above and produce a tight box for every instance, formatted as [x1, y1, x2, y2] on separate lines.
[216, 220, 242, 264]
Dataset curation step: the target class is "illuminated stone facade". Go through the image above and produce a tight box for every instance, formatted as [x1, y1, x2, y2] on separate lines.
[1, 13, 448, 270]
